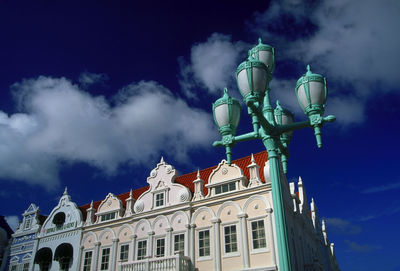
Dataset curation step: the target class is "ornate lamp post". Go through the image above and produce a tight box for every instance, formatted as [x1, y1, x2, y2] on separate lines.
[212, 39, 336, 271]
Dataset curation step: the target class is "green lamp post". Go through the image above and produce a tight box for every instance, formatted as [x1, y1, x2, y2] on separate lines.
[212, 38, 336, 271]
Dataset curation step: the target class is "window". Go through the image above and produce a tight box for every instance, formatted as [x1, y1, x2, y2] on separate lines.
[23, 263, 30, 271]
[198, 230, 210, 257]
[100, 212, 116, 222]
[119, 244, 129, 261]
[100, 248, 110, 270]
[155, 238, 165, 257]
[224, 225, 238, 253]
[83, 251, 92, 271]
[10, 266, 17, 271]
[215, 182, 236, 195]
[251, 220, 267, 249]
[155, 193, 164, 207]
[53, 212, 66, 226]
[59, 257, 70, 271]
[24, 216, 32, 229]
[137, 240, 147, 260]
[174, 234, 185, 254]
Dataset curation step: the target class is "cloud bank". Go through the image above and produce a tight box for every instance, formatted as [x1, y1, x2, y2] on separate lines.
[248, 0, 400, 125]
[179, 33, 248, 99]
[0, 77, 217, 189]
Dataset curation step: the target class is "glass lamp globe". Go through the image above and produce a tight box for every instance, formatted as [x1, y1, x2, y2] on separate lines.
[295, 65, 327, 115]
[248, 38, 275, 75]
[212, 88, 241, 136]
[236, 58, 269, 102]
[274, 101, 294, 137]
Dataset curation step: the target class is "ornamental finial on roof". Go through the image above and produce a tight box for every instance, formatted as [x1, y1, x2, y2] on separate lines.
[63, 187, 68, 195]
[197, 169, 200, 179]
[160, 156, 164, 163]
[298, 176, 303, 185]
[129, 189, 132, 197]
[251, 153, 255, 163]
[90, 200, 93, 208]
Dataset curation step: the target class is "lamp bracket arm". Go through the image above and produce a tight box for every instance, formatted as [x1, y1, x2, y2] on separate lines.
[234, 132, 260, 143]
[277, 120, 311, 134]
[247, 101, 276, 134]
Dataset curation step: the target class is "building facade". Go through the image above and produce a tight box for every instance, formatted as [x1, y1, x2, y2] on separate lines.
[10, 150, 340, 271]
[33, 189, 84, 271]
[8, 204, 44, 271]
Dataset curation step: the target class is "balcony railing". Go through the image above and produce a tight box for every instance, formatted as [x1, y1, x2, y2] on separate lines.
[120, 254, 191, 271]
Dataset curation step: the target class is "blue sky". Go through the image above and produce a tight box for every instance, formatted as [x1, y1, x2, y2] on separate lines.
[0, 0, 399, 270]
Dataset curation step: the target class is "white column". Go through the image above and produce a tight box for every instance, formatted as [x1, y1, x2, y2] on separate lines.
[93, 241, 101, 271]
[211, 218, 221, 271]
[130, 234, 137, 262]
[111, 238, 119, 271]
[266, 208, 277, 268]
[148, 231, 155, 258]
[77, 246, 84, 271]
[189, 223, 196, 269]
[184, 224, 190, 256]
[237, 213, 250, 269]
[166, 227, 173, 256]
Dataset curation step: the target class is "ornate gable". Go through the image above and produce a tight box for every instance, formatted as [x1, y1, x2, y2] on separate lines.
[15, 203, 40, 233]
[134, 157, 191, 213]
[96, 193, 125, 222]
[205, 159, 248, 197]
[39, 188, 83, 237]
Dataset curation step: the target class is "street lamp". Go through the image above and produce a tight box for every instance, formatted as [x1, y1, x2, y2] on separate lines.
[212, 38, 336, 271]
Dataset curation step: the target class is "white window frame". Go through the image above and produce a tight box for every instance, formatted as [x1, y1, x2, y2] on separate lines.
[222, 223, 240, 258]
[99, 212, 116, 222]
[196, 227, 212, 261]
[155, 237, 166, 258]
[173, 232, 185, 254]
[214, 182, 237, 195]
[119, 243, 129, 262]
[82, 250, 93, 271]
[100, 247, 111, 270]
[136, 239, 147, 260]
[154, 192, 165, 208]
[249, 218, 268, 254]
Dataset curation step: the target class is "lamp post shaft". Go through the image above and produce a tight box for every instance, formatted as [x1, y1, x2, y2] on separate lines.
[263, 136, 292, 271]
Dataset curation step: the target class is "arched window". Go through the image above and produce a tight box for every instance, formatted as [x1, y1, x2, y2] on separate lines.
[54, 243, 73, 271]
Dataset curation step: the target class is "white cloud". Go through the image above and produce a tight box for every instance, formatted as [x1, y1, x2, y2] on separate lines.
[78, 71, 109, 88]
[248, 0, 400, 125]
[179, 33, 248, 98]
[344, 240, 381, 253]
[324, 217, 361, 235]
[361, 181, 400, 194]
[0, 77, 217, 189]
[5, 215, 20, 232]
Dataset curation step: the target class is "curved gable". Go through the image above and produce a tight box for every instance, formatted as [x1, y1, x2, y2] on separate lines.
[134, 158, 191, 213]
[40, 189, 83, 237]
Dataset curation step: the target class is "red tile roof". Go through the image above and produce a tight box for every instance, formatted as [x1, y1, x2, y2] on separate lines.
[79, 151, 268, 218]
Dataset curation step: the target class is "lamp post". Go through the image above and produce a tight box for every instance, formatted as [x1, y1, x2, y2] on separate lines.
[212, 38, 336, 271]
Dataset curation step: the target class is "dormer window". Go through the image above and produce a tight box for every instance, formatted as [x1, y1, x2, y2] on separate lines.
[24, 216, 32, 229]
[100, 212, 116, 222]
[155, 193, 164, 207]
[215, 182, 236, 195]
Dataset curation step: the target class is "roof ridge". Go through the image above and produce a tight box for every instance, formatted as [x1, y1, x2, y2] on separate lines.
[79, 150, 267, 210]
